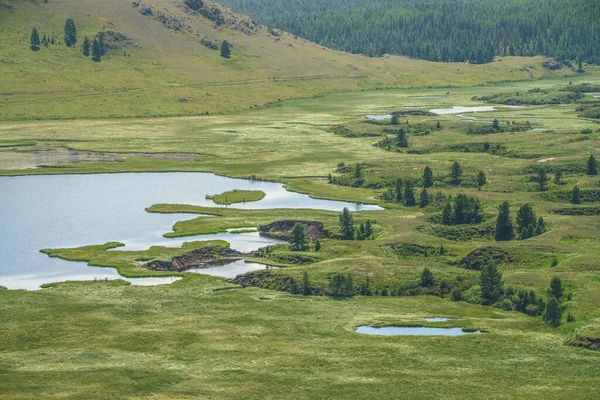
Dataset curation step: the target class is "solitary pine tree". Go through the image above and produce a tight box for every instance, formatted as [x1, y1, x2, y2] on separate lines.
[396, 128, 408, 148]
[289, 223, 309, 251]
[301, 271, 311, 295]
[82, 35, 90, 57]
[587, 155, 598, 175]
[220, 40, 231, 58]
[64, 18, 77, 47]
[402, 181, 416, 206]
[314, 239, 321, 251]
[495, 201, 514, 241]
[391, 115, 399, 125]
[30, 27, 40, 51]
[492, 119, 500, 130]
[543, 297, 562, 327]
[450, 161, 463, 185]
[423, 166, 433, 188]
[339, 207, 354, 240]
[571, 185, 581, 204]
[419, 189, 430, 208]
[420, 267, 434, 287]
[549, 276, 563, 299]
[536, 217, 546, 236]
[480, 262, 503, 305]
[364, 219, 373, 238]
[394, 178, 403, 203]
[537, 169, 549, 191]
[354, 163, 364, 184]
[477, 170, 487, 190]
[91, 38, 102, 62]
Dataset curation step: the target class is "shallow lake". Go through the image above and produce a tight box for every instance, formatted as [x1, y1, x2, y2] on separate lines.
[355, 326, 479, 336]
[0, 172, 381, 290]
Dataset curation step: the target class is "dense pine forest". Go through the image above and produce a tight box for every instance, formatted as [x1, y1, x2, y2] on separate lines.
[215, 0, 600, 64]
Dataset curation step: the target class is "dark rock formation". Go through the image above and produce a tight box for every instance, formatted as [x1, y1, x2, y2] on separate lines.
[147, 246, 243, 272]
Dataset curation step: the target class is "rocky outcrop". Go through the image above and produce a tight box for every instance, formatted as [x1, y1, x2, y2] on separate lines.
[259, 220, 327, 241]
[147, 246, 243, 272]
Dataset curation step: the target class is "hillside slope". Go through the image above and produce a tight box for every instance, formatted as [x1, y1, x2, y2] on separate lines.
[0, 0, 573, 120]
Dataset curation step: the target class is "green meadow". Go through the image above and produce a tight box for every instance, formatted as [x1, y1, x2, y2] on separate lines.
[1, 72, 600, 398]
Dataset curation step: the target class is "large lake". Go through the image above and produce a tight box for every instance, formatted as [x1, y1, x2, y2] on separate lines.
[0, 172, 380, 290]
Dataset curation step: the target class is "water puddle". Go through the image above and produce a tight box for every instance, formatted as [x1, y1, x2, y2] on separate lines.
[187, 259, 273, 279]
[364, 114, 393, 120]
[355, 326, 479, 336]
[424, 317, 453, 322]
[430, 106, 497, 115]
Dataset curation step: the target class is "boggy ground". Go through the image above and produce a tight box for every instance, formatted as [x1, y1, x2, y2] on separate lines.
[1, 76, 600, 398]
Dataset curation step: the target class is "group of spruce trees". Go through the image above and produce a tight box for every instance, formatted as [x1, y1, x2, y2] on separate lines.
[30, 19, 106, 62]
[495, 202, 546, 241]
[217, 0, 600, 64]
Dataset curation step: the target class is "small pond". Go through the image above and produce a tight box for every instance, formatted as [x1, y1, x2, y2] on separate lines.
[355, 326, 479, 336]
[430, 106, 497, 115]
[187, 259, 273, 279]
[424, 317, 453, 323]
[408, 95, 446, 99]
[364, 114, 393, 120]
[0, 172, 381, 290]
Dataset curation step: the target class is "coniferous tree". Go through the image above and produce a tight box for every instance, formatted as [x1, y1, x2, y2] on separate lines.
[82, 35, 90, 57]
[587, 154, 598, 175]
[543, 297, 562, 327]
[289, 223, 309, 251]
[553, 170, 563, 184]
[394, 178, 403, 203]
[396, 128, 408, 148]
[339, 207, 354, 240]
[423, 166, 433, 188]
[477, 170, 487, 190]
[439, 244, 446, 255]
[495, 201, 514, 241]
[402, 180, 416, 206]
[450, 161, 463, 185]
[492, 119, 500, 130]
[571, 185, 581, 204]
[480, 262, 503, 305]
[64, 18, 77, 47]
[516, 204, 537, 240]
[30, 27, 40, 51]
[420, 267, 434, 287]
[442, 202, 454, 225]
[98, 33, 106, 56]
[549, 276, 564, 299]
[301, 271, 311, 295]
[535, 170, 549, 193]
[391, 115, 399, 125]
[354, 163, 364, 184]
[220, 40, 231, 58]
[314, 239, 321, 251]
[364, 219, 373, 238]
[535, 217, 546, 236]
[419, 189, 430, 208]
[536, 169, 549, 191]
[91, 38, 102, 62]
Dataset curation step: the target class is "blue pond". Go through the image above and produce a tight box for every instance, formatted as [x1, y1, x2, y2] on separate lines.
[355, 326, 479, 336]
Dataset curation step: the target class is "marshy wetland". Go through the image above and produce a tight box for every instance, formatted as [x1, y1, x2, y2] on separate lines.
[1, 77, 600, 398]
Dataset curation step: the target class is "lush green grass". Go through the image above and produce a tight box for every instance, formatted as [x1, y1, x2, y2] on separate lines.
[2, 281, 600, 399]
[1, 76, 600, 397]
[206, 189, 266, 205]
